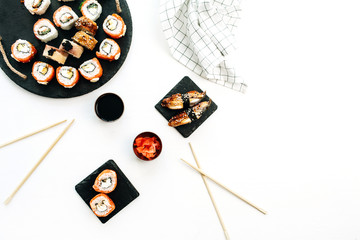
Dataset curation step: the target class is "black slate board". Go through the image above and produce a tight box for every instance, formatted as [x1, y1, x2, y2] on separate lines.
[75, 160, 139, 224]
[155, 76, 217, 138]
[0, 0, 132, 98]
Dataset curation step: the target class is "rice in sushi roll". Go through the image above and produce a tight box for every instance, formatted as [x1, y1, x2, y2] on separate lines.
[90, 193, 115, 217]
[24, 0, 51, 15]
[11, 39, 37, 63]
[56, 66, 79, 88]
[92, 169, 117, 193]
[53, 6, 79, 30]
[80, 0, 102, 22]
[32, 61, 54, 85]
[103, 14, 126, 39]
[33, 19, 58, 43]
[96, 38, 120, 61]
[79, 58, 103, 82]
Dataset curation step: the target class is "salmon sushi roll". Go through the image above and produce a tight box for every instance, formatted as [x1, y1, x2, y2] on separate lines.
[80, 0, 102, 22]
[33, 19, 58, 43]
[90, 193, 115, 217]
[56, 66, 79, 88]
[24, 0, 51, 15]
[79, 58, 103, 82]
[92, 169, 117, 193]
[103, 14, 126, 39]
[96, 38, 120, 61]
[32, 61, 54, 85]
[11, 39, 37, 63]
[53, 6, 79, 30]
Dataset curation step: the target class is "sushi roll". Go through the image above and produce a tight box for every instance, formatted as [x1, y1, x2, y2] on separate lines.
[75, 16, 98, 36]
[103, 14, 126, 39]
[32, 61, 54, 85]
[72, 31, 98, 50]
[59, 39, 84, 59]
[80, 0, 102, 22]
[90, 193, 115, 217]
[92, 169, 117, 193]
[43, 45, 68, 64]
[79, 58, 103, 82]
[33, 19, 58, 43]
[53, 6, 79, 30]
[24, 0, 51, 15]
[11, 39, 37, 63]
[96, 38, 120, 61]
[56, 66, 79, 88]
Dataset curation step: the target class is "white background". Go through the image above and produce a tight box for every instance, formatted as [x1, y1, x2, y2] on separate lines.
[1, 0, 360, 239]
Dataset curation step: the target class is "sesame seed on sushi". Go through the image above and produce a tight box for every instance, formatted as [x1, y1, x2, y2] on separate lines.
[80, 0, 102, 22]
[32, 61, 54, 85]
[90, 193, 115, 218]
[75, 16, 98, 36]
[24, 0, 51, 15]
[103, 14, 126, 39]
[53, 6, 79, 30]
[92, 169, 117, 193]
[72, 31, 98, 51]
[96, 38, 120, 61]
[56, 66, 79, 88]
[79, 58, 103, 83]
[33, 18, 58, 43]
[11, 39, 37, 63]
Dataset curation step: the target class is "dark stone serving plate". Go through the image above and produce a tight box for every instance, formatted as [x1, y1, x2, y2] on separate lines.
[0, 0, 132, 98]
[155, 76, 218, 138]
[75, 160, 139, 224]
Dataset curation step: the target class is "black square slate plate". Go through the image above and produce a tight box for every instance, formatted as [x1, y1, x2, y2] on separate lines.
[155, 76, 217, 138]
[75, 160, 139, 224]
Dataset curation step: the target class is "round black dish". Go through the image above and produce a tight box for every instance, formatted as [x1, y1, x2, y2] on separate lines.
[95, 92, 124, 121]
[0, 0, 132, 98]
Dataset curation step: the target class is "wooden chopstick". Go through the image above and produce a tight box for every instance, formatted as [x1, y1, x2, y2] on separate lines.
[188, 143, 230, 240]
[4, 119, 75, 205]
[115, 0, 122, 13]
[0, 36, 27, 79]
[180, 158, 267, 215]
[0, 120, 67, 149]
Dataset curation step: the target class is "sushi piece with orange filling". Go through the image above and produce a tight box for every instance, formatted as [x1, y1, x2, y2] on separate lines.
[103, 13, 126, 39]
[93, 169, 117, 193]
[96, 38, 120, 61]
[11, 39, 37, 63]
[56, 66, 79, 88]
[32, 61, 54, 85]
[90, 193, 115, 217]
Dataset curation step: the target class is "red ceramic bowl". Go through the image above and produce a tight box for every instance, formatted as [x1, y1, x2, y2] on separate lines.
[133, 132, 162, 161]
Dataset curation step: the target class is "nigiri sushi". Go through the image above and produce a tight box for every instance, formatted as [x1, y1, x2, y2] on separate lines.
[80, 0, 102, 22]
[24, 0, 51, 15]
[11, 39, 37, 63]
[96, 38, 120, 61]
[103, 14, 126, 39]
[33, 18, 58, 43]
[168, 100, 212, 127]
[59, 39, 84, 59]
[43, 45, 68, 64]
[92, 169, 117, 193]
[75, 16, 98, 36]
[53, 6, 79, 30]
[90, 193, 115, 217]
[56, 66, 79, 88]
[161, 91, 206, 110]
[32, 61, 54, 85]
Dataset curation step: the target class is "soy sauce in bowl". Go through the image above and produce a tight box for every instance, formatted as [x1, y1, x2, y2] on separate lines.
[95, 93, 124, 122]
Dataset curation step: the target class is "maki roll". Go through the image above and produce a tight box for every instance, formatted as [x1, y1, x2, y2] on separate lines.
[79, 58, 103, 82]
[80, 0, 102, 22]
[24, 0, 51, 15]
[96, 38, 120, 61]
[56, 66, 79, 88]
[92, 169, 117, 193]
[103, 14, 126, 39]
[43, 45, 68, 64]
[32, 61, 54, 85]
[59, 39, 84, 59]
[75, 16, 98, 36]
[33, 18, 58, 43]
[90, 193, 115, 217]
[72, 31, 98, 50]
[11, 39, 37, 63]
[53, 6, 79, 30]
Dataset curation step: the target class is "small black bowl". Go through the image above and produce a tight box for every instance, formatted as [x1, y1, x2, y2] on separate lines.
[133, 132, 162, 161]
[95, 93, 124, 122]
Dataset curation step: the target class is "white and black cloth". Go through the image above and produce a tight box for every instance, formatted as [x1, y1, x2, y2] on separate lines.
[160, 0, 246, 92]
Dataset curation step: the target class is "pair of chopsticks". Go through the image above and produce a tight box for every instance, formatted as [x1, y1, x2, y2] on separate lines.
[1, 119, 75, 205]
[182, 143, 266, 239]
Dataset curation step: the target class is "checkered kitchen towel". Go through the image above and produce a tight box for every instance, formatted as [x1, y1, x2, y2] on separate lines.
[160, 0, 246, 92]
